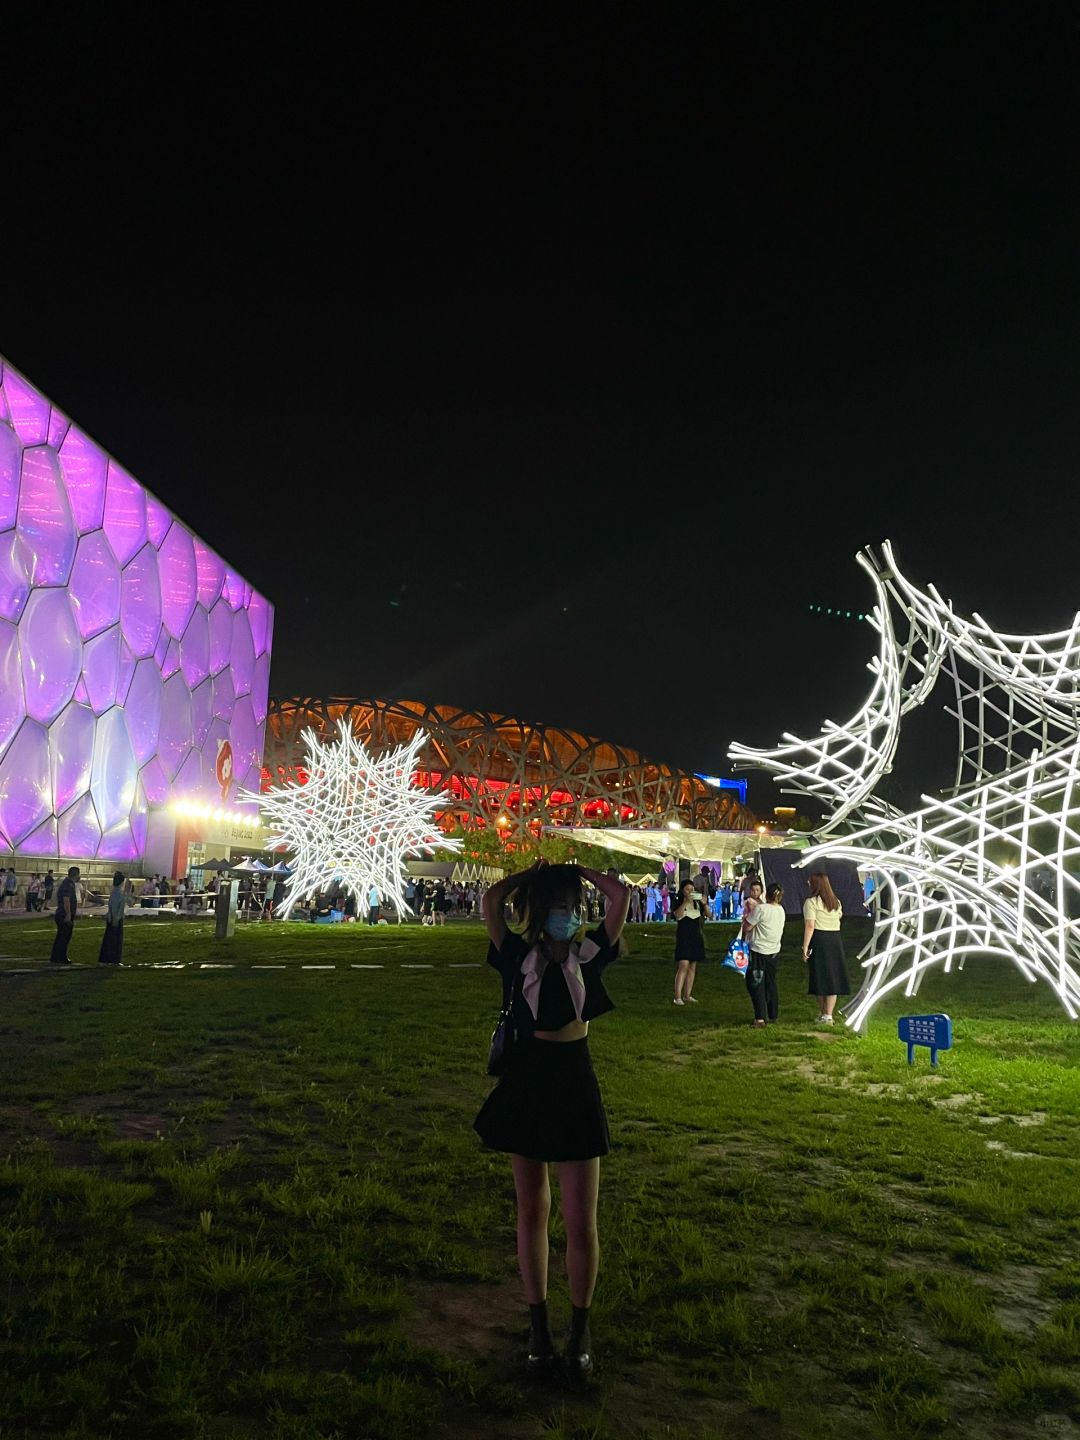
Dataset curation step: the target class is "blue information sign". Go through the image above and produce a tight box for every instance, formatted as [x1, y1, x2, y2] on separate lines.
[898, 1014, 952, 1066]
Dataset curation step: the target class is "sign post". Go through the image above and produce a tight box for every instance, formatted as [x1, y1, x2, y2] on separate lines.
[897, 1013, 952, 1067]
[215, 879, 238, 939]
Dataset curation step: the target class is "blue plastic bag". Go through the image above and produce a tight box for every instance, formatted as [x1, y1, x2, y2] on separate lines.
[723, 937, 751, 974]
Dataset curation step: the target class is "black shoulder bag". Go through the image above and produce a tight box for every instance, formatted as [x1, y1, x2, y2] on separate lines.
[487, 1001, 516, 1076]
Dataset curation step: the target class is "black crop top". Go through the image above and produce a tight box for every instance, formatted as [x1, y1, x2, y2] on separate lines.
[487, 924, 618, 1035]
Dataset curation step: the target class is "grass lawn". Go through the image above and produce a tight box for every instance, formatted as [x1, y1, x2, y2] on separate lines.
[2, 914, 1080, 1440]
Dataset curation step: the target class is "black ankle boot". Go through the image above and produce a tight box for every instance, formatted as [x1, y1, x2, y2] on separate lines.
[565, 1305, 594, 1378]
[526, 1301, 555, 1375]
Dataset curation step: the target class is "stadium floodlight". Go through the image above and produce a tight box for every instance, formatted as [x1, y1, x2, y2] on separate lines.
[730, 541, 1080, 1028]
[243, 725, 460, 921]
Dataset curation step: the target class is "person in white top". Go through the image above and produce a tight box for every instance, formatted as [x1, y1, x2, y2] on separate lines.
[801, 870, 850, 1025]
[743, 883, 786, 1026]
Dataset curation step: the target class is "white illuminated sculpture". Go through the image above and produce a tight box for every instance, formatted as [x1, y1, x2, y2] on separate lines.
[730, 541, 1080, 1028]
[244, 725, 460, 921]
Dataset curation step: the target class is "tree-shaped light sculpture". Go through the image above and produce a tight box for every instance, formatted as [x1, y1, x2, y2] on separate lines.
[730, 541, 1080, 1028]
[244, 725, 460, 920]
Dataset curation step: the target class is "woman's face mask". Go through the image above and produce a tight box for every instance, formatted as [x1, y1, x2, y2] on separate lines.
[546, 906, 582, 940]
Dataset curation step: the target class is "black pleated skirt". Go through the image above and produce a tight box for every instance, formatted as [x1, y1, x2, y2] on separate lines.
[807, 930, 850, 996]
[474, 1037, 610, 1162]
[674, 916, 705, 963]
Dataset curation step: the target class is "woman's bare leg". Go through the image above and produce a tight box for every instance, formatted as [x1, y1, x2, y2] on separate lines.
[511, 1155, 551, 1302]
[684, 961, 697, 1000]
[556, 1157, 600, 1307]
[674, 959, 690, 1000]
[822, 994, 836, 1017]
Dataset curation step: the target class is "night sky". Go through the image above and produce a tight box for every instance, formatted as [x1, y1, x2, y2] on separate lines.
[6, 6, 1080, 809]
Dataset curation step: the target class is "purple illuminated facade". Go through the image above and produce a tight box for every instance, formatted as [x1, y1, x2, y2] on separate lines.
[0, 357, 273, 862]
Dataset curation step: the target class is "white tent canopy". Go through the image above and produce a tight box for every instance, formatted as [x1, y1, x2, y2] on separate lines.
[542, 826, 802, 867]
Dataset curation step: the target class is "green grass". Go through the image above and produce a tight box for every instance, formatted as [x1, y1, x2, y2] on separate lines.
[1, 914, 1079, 1438]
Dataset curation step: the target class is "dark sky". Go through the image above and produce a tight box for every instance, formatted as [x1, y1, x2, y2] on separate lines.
[6, 4, 1080, 809]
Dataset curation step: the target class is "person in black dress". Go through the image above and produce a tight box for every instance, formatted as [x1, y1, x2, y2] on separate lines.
[672, 879, 706, 1005]
[476, 859, 629, 1379]
[98, 872, 127, 965]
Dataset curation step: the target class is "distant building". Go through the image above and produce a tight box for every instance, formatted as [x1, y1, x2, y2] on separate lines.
[264, 697, 756, 843]
[0, 356, 273, 875]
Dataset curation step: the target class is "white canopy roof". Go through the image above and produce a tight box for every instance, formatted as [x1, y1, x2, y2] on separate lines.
[542, 826, 803, 866]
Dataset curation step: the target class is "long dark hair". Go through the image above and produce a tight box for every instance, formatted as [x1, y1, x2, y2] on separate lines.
[511, 864, 584, 946]
[808, 871, 840, 912]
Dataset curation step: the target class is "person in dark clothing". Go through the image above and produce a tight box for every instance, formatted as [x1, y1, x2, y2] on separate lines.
[98, 872, 127, 965]
[43, 869, 55, 908]
[476, 860, 629, 1380]
[50, 866, 80, 964]
[672, 879, 706, 1004]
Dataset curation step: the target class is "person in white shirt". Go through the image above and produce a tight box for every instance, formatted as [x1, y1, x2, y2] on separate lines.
[367, 884, 380, 925]
[802, 870, 850, 1025]
[743, 884, 786, 1026]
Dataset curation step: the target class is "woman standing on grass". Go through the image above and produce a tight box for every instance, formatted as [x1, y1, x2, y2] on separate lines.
[802, 870, 849, 1025]
[743, 883, 785, 1026]
[475, 859, 629, 1380]
[98, 871, 127, 966]
[672, 878, 706, 1005]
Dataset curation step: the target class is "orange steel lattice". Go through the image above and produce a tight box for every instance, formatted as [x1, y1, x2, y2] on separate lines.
[263, 698, 756, 843]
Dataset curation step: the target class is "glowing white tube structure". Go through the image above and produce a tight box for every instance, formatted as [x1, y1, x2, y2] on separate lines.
[731, 543, 1080, 1026]
[244, 725, 460, 920]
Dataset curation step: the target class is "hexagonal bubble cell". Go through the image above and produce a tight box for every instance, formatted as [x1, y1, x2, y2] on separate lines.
[223, 568, 245, 611]
[18, 446, 77, 586]
[120, 544, 162, 659]
[90, 706, 138, 833]
[125, 658, 163, 766]
[59, 425, 109, 533]
[73, 677, 89, 705]
[139, 755, 168, 805]
[103, 461, 147, 567]
[246, 591, 271, 656]
[49, 701, 95, 815]
[0, 528, 30, 622]
[158, 522, 198, 639]
[154, 625, 169, 668]
[69, 531, 121, 640]
[172, 746, 206, 802]
[20, 588, 82, 724]
[47, 408, 69, 449]
[194, 539, 224, 608]
[117, 639, 137, 706]
[229, 695, 260, 782]
[213, 665, 235, 722]
[251, 651, 270, 725]
[191, 677, 213, 746]
[229, 607, 256, 696]
[158, 672, 193, 780]
[3, 368, 50, 444]
[130, 782, 149, 856]
[0, 420, 19, 530]
[99, 819, 137, 861]
[145, 494, 172, 547]
[208, 598, 233, 674]
[180, 604, 210, 688]
[58, 791, 101, 857]
[162, 638, 181, 679]
[17, 814, 58, 858]
[0, 719, 51, 845]
[0, 619, 25, 761]
[81, 626, 121, 715]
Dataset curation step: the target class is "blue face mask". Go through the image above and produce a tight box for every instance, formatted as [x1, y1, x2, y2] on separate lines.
[546, 907, 582, 941]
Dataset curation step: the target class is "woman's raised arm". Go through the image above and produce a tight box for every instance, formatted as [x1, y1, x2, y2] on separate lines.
[481, 860, 544, 948]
